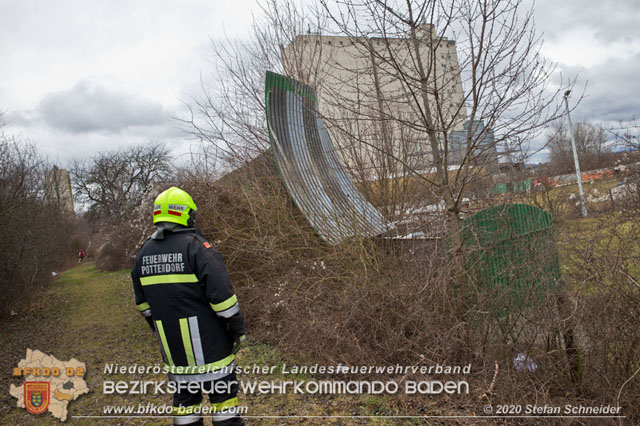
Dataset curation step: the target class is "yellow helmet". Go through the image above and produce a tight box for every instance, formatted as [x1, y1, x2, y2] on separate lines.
[152, 187, 197, 227]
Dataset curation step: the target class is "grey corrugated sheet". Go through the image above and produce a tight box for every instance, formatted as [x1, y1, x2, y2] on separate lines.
[265, 71, 392, 244]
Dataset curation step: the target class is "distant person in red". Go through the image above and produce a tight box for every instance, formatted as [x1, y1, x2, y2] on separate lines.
[78, 250, 85, 262]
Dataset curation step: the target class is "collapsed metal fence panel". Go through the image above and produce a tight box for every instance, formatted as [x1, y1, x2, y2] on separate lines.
[265, 71, 392, 244]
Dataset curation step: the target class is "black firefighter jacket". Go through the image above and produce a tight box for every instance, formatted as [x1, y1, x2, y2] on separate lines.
[131, 228, 245, 381]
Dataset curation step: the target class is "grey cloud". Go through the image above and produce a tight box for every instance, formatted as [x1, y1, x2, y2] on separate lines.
[38, 80, 167, 133]
[557, 53, 640, 123]
[535, 0, 640, 43]
[4, 108, 39, 127]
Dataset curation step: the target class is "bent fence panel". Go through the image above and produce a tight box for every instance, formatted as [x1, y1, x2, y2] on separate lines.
[265, 71, 392, 245]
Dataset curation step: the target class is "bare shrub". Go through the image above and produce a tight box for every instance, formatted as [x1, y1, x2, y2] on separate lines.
[547, 120, 615, 175]
[90, 188, 158, 271]
[557, 211, 640, 419]
[0, 136, 79, 315]
[175, 155, 612, 421]
[175, 155, 462, 364]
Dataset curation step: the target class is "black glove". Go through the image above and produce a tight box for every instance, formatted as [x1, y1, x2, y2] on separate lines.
[225, 311, 246, 339]
[144, 315, 155, 331]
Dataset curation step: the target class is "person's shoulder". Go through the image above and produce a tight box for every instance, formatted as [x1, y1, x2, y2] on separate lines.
[135, 237, 153, 256]
[173, 228, 207, 247]
[179, 229, 221, 254]
[173, 228, 202, 240]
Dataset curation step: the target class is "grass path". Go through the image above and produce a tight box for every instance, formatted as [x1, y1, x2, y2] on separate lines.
[1, 264, 412, 425]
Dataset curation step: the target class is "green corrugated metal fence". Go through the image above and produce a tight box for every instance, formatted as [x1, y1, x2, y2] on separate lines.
[462, 203, 560, 316]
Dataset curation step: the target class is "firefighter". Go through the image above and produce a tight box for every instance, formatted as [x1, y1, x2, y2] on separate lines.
[132, 187, 246, 426]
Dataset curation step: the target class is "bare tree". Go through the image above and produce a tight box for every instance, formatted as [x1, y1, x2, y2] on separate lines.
[177, 0, 329, 171]
[300, 0, 569, 253]
[547, 120, 612, 175]
[71, 142, 171, 221]
[608, 117, 640, 151]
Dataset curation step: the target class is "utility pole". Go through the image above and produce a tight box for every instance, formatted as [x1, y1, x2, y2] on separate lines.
[563, 90, 587, 218]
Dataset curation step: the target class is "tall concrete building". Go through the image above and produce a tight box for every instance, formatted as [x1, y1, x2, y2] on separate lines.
[45, 166, 75, 212]
[282, 24, 467, 176]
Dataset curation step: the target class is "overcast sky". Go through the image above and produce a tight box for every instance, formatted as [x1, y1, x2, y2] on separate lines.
[1, 0, 639, 166]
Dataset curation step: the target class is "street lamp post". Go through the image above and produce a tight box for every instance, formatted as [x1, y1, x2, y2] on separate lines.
[563, 90, 588, 218]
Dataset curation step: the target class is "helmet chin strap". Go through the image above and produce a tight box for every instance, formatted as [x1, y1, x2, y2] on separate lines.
[187, 210, 196, 227]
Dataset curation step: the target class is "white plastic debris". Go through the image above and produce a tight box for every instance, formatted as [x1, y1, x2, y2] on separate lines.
[513, 353, 538, 372]
[51, 272, 57, 277]
[11, 310, 17, 316]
